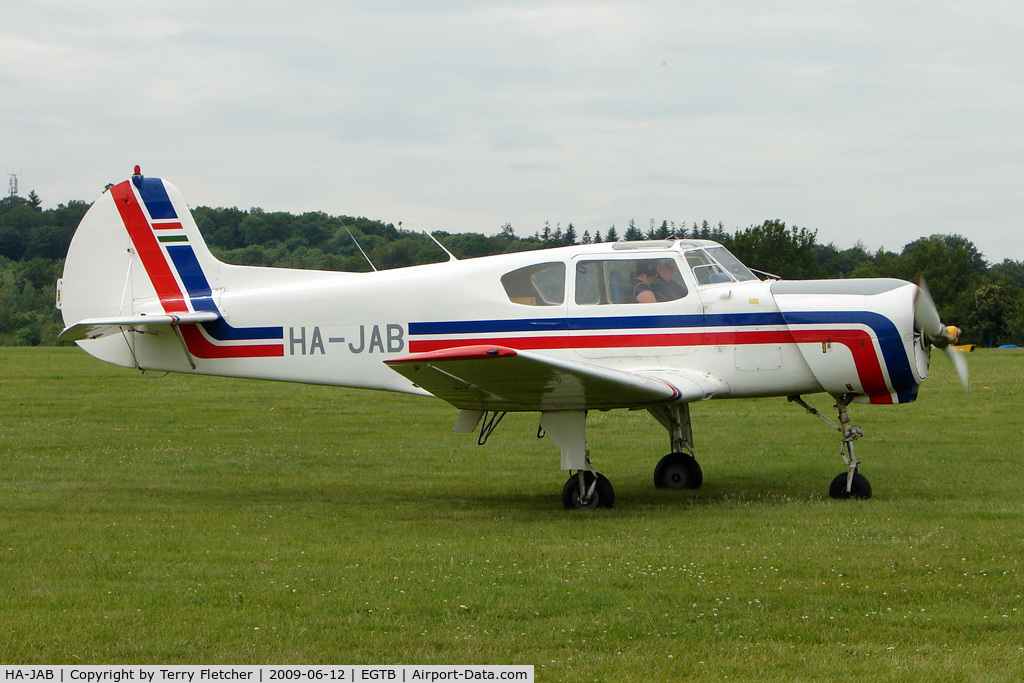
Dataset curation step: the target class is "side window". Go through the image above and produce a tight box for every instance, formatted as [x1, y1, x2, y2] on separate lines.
[501, 262, 565, 306]
[574, 258, 687, 304]
[651, 259, 688, 300]
[575, 261, 602, 305]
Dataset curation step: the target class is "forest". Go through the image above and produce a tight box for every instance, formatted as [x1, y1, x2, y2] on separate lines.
[2, 189, 1023, 347]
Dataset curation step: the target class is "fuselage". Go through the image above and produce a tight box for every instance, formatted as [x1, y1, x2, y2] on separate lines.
[59, 177, 929, 408]
[71, 240, 928, 407]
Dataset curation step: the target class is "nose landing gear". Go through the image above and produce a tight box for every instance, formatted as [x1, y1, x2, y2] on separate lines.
[789, 394, 872, 500]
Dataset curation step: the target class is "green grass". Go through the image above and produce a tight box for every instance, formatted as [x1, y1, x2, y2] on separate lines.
[1, 347, 1021, 680]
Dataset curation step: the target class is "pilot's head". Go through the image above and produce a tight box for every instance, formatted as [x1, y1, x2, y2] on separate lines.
[636, 260, 658, 282]
[657, 259, 678, 280]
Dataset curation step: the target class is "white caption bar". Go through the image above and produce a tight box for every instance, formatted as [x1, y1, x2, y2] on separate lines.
[0, 667, 533, 683]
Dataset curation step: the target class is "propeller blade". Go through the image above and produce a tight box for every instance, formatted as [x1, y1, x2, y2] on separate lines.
[915, 276, 968, 391]
[914, 277, 943, 338]
[944, 345, 970, 392]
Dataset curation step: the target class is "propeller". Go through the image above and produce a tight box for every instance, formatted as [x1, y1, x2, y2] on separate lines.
[914, 277, 969, 391]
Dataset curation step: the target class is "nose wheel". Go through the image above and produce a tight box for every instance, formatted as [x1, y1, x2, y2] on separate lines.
[828, 471, 872, 499]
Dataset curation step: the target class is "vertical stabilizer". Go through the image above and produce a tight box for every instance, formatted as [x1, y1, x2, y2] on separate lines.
[59, 169, 228, 366]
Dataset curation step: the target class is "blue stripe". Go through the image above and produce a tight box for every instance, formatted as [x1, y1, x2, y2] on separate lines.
[167, 245, 212, 298]
[896, 386, 919, 404]
[410, 318, 566, 334]
[572, 314, 703, 331]
[410, 312, 786, 336]
[704, 312, 788, 328]
[165, 245, 283, 342]
[133, 177, 177, 220]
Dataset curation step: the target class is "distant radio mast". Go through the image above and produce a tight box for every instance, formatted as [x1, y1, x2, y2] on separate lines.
[7, 173, 18, 196]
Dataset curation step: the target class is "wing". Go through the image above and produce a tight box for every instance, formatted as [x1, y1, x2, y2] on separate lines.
[384, 344, 720, 411]
[57, 312, 220, 342]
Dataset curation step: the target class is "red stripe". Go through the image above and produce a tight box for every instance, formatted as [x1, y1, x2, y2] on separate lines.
[409, 327, 891, 400]
[111, 181, 188, 313]
[180, 327, 283, 358]
[789, 329, 890, 401]
[152, 221, 184, 231]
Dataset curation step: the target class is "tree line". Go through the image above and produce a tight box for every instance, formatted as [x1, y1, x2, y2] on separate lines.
[2, 191, 1023, 347]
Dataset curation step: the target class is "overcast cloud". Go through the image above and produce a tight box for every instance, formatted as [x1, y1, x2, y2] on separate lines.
[3, 1, 1023, 262]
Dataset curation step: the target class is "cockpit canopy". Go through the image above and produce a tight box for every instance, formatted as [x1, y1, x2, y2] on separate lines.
[500, 243, 757, 306]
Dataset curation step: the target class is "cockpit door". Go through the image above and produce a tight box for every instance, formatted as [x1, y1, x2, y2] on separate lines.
[567, 253, 703, 360]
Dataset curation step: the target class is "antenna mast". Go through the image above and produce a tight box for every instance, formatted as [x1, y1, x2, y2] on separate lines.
[411, 218, 458, 262]
[8, 173, 19, 196]
[345, 227, 378, 272]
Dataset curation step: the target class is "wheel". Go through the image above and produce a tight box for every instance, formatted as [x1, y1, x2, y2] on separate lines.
[561, 471, 615, 509]
[653, 452, 703, 490]
[828, 471, 872, 499]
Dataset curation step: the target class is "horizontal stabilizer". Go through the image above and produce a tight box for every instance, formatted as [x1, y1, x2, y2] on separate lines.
[58, 311, 220, 342]
[385, 344, 701, 411]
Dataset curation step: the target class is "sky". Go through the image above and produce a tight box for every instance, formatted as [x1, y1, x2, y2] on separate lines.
[3, 1, 1023, 262]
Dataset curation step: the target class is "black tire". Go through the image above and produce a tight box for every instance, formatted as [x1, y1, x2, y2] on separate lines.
[828, 472, 872, 500]
[653, 452, 703, 490]
[561, 471, 615, 509]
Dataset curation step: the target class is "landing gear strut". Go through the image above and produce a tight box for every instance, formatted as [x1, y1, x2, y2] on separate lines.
[649, 404, 703, 490]
[789, 395, 872, 500]
[541, 411, 616, 509]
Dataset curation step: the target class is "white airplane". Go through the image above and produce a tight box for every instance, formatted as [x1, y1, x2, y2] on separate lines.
[56, 168, 968, 508]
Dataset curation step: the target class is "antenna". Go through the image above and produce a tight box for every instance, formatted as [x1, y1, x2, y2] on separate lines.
[345, 227, 378, 272]
[411, 218, 458, 262]
[8, 173, 19, 196]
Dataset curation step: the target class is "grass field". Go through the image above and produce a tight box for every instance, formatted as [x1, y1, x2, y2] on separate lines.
[1, 347, 1021, 679]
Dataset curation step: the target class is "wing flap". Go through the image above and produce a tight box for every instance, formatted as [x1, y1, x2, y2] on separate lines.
[384, 344, 711, 411]
[58, 312, 220, 342]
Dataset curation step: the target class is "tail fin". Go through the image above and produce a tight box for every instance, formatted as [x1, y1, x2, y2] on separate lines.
[58, 167, 283, 366]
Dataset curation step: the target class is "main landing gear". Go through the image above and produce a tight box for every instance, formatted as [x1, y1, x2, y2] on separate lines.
[539, 411, 616, 509]
[649, 404, 703, 490]
[561, 469, 616, 509]
[789, 394, 873, 500]
[540, 405, 705, 509]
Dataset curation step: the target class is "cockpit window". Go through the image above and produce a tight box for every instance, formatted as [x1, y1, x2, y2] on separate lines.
[707, 246, 757, 282]
[574, 258, 687, 304]
[685, 247, 757, 285]
[501, 262, 565, 306]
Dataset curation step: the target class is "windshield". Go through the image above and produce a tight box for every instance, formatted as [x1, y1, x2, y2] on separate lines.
[684, 247, 757, 285]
